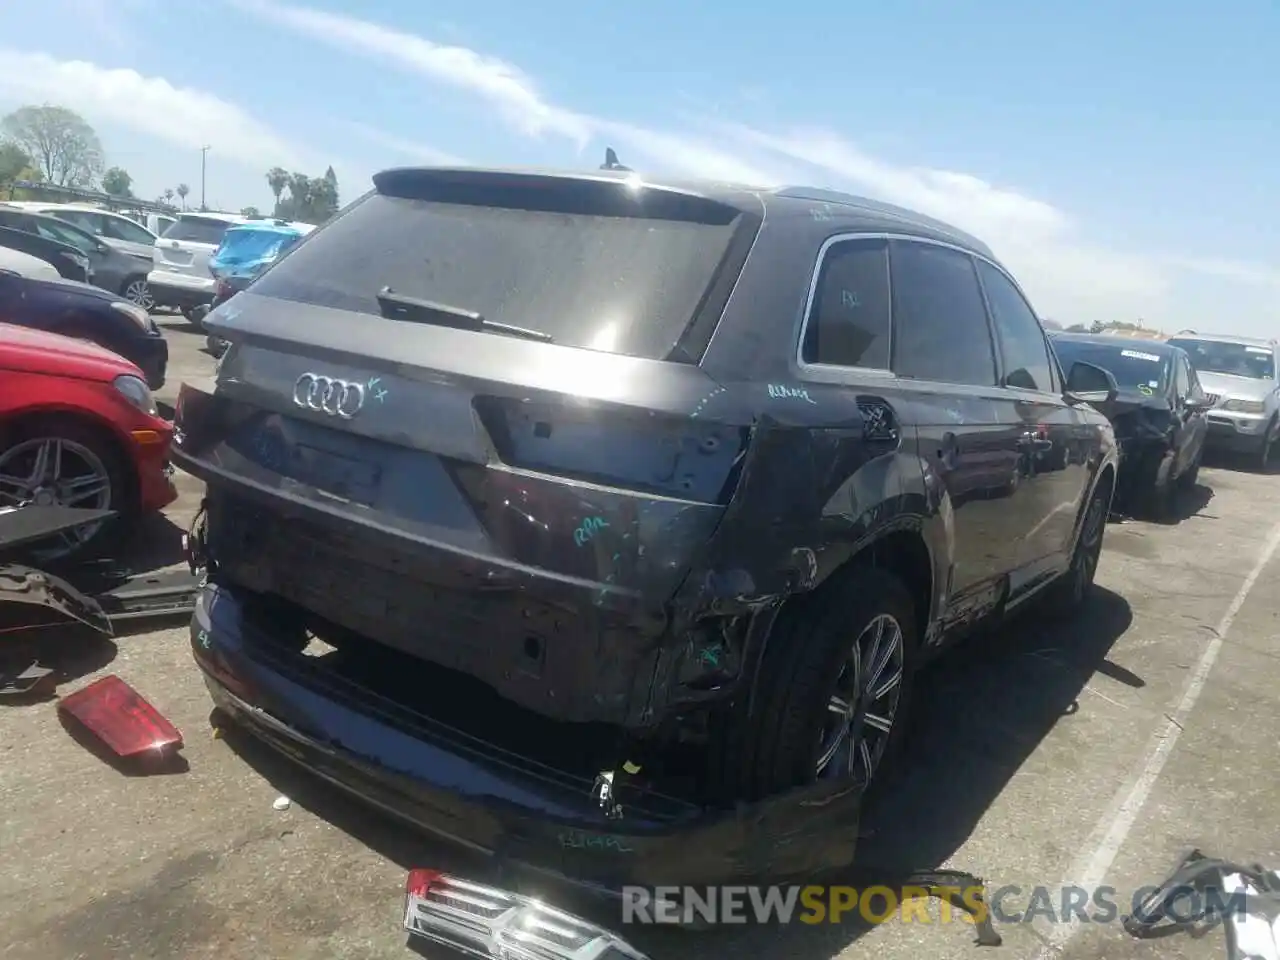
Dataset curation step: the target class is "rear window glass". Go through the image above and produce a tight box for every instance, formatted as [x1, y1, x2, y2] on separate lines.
[248, 188, 741, 360]
[1167, 338, 1276, 380]
[163, 216, 235, 245]
[1051, 339, 1171, 391]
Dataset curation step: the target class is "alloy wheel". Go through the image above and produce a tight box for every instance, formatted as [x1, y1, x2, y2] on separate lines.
[0, 437, 113, 561]
[124, 278, 155, 311]
[1070, 493, 1107, 604]
[816, 613, 905, 784]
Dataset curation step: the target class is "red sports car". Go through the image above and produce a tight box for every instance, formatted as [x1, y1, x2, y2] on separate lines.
[0, 322, 178, 562]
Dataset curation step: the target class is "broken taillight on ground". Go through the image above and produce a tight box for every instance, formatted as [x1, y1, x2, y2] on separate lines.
[403, 869, 650, 959]
[57, 674, 183, 759]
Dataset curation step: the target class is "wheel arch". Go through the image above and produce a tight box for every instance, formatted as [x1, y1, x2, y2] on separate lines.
[0, 405, 141, 511]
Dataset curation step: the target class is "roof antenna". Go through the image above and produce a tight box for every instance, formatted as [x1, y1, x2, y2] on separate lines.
[600, 147, 631, 172]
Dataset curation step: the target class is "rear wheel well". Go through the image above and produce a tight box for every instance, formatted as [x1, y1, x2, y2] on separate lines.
[0, 409, 139, 512]
[847, 529, 934, 638]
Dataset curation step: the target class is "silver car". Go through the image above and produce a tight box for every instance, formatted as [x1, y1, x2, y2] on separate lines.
[1165, 333, 1280, 468]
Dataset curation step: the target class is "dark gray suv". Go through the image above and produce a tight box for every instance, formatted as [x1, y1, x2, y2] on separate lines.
[173, 168, 1119, 891]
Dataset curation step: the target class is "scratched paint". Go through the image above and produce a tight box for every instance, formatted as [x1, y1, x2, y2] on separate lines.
[767, 384, 818, 405]
[558, 830, 634, 853]
[366, 376, 388, 403]
[574, 516, 609, 546]
[197, 629, 211, 649]
[690, 385, 727, 419]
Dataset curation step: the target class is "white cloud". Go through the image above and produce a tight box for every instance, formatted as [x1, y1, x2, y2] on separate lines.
[0, 50, 302, 172]
[341, 122, 469, 166]
[231, 0, 593, 147]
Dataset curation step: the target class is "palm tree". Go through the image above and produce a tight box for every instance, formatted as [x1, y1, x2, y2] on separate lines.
[163, 188, 174, 206]
[175, 183, 190, 210]
[266, 167, 289, 217]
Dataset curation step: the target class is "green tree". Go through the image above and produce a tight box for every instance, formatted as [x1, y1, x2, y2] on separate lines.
[241, 205, 261, 217]
[0, 105, 104, 187]
[274, 167, 339, 223]
[176, 182, 190, 210]
[266, 166, 289, 216]
[101, 166, 133, 197]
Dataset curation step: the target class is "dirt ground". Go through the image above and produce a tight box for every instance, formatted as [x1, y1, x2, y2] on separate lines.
[2, 314, 1279, 960]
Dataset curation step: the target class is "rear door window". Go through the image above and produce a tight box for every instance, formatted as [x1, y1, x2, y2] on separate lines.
[977, 259, 1056, 393]
[163, 216, 235, 246]
[249, 182, 745, 360]
[890, 241, 996, 386]
[801, 237, 891, 369]
[102, 216, 156, 245]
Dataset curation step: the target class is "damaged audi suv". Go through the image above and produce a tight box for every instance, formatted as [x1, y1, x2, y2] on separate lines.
[173, 167, 1120, 893]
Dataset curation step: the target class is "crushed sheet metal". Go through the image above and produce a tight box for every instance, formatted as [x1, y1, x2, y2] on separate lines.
[404, 870, 650, 959]
[0, 563, 112, 635]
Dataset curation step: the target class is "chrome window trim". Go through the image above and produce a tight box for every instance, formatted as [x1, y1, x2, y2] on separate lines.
[795, 230, 1035, 381]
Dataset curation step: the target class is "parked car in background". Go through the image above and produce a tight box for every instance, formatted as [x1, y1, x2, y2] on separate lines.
[1050, 333, 1211, 516]
[199, 218, 313, 351]
[0, 204, 155, 308]
[1165, 334, 1280, 470]
[147, 211, 245, 320]
[0, 225, 90, 283]
[0, 270, 168, 388]
[8, 202, 160, 261]
[0, 322, 177, 562]
[0, 246, 60, 280]
[174, 168, 1122, 874]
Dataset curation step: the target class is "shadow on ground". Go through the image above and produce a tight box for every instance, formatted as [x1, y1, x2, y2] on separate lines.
[219, 586, 1135, 958]
[1113, 481, 1214, 526]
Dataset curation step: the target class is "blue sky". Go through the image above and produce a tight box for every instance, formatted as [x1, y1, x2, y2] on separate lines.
[2, 0, 1277, 334]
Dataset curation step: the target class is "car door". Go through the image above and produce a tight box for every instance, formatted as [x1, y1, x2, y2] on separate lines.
[99, 214, 160, 261]
[975, 258, 1088, 577]
[888, 239, 1027, 597]
[1174, 353, 1209, 473]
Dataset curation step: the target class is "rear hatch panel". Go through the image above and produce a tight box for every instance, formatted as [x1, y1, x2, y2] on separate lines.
[180, 171, 762, 726]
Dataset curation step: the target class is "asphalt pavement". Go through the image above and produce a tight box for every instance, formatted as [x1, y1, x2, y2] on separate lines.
[1, 315, 1278, 960]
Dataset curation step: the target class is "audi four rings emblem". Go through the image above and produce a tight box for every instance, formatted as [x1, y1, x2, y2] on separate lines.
[293, 373, 366, 418]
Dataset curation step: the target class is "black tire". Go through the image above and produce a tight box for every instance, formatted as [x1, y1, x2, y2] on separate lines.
[1258, 417, 1279, 473]
[0, 415, 135, 564]
[1043, 481, 1109, 618]
[1177, 451, 1201, 490]
[714, 565, 919, 801]
[120, 276, 154, 311]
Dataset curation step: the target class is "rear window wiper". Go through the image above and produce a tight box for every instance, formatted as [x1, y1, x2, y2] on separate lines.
[375, 287, 553, 343]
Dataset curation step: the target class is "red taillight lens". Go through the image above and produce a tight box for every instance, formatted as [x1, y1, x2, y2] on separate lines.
[57, 675, 183, 757]
[405, 869, 443, 899]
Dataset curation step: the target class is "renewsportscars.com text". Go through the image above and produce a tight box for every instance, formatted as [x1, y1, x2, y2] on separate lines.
[621, 884, 1247, 926]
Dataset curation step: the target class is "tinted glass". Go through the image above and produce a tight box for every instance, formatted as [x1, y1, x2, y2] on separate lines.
[31, 216, 96, 255]
[890, 241, 995, 386]
[801, 238, 891, 368]
[1050, 339, 1170, 392]
[102, 215, 155, 245]
[1174, 356, 1190, 398]
[1166, 338, 1277, 380]
[163, 216, 234, 245]
[250, 190, 741, 360]
[977, 260, 1054, 392]
[50, 210, 99, 232]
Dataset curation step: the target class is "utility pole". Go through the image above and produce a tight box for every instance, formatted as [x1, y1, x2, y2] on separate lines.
[200, 145, 211, 211]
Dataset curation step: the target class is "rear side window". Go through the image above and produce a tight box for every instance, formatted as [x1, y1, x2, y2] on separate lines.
[249, 183, 743, 361]
[977, 259, 1055, 392]
[103, 216, 155, 245]
[890, 241, 996, 386]
[163, 216, 234, 245]
[801, 238, 891, 368]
